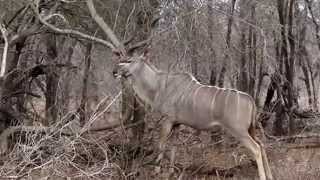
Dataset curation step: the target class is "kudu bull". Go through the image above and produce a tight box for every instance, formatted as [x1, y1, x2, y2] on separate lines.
[113, 54, 273, 180]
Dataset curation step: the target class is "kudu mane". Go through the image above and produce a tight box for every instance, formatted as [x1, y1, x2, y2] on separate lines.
[131, 61, 201, 112]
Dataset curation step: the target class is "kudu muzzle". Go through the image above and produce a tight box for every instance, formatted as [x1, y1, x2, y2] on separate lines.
[112, 62, 132, 79]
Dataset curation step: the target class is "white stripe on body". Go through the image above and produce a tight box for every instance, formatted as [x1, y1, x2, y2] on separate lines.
[209, 87, 220, 127]
[178, 79, 197, 103]
[192, 85, 205, 117]
[236, 91, 240, 123]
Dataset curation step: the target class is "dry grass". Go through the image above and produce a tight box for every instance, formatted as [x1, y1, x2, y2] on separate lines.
[0, 113, 319, 180]
[0, 123, 116, 179]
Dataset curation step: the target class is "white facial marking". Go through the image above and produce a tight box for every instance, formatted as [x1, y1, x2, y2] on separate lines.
[119, 62, 129, 66]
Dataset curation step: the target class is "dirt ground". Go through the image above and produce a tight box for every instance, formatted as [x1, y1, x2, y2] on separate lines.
[129, 127, 320, 180]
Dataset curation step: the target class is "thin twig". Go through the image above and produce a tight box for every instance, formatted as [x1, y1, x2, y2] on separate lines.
[80, 91, 122, 134]
[0, 23, 8, 77]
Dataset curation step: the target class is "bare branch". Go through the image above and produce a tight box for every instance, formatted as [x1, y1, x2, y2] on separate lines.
[59, 0, 76, 3]
[0, 23, 8, 77]
[127, 36, 153, 55]
[86, 0, 125, 54]
[43, 13, 67, 22]
[9, 27, 41, 45]
[30, 1, 116, 50]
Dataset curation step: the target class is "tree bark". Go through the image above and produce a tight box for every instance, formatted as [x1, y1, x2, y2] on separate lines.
[184, 0, 198, 79]
[0, 37, 26, 132]
[274, 0, 298, 135]
[61, 40, 77, 114]
[44, 34, 59, 126]
[238, 31, 249, 92]
[305, 0, 320, 51]
[79, 43, 93, 127]
[218, 0, 236, 87]
[297, 6, 313, 109]
[248, 3, 257, 98]
[207, 0, 217, 86]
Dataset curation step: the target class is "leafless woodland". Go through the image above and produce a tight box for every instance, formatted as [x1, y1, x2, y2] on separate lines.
[0, 0, 320, 179]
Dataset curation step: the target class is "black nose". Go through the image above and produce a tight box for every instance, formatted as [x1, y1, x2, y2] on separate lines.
[112, 69, 118, 77]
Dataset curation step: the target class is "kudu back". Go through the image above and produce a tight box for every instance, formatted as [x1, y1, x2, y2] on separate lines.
[113, 55, 273, 180]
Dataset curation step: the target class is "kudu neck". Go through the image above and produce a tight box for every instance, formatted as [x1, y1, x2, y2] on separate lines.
[131, 62, 160, 105]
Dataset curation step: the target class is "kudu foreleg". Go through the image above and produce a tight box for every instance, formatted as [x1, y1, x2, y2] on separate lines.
[156, 120, 173, 164]
[155, 120, 174, 175]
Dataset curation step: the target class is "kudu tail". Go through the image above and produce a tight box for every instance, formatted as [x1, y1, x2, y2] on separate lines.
[248, 102, 257, 139]
[248, 101, 273, 180]
[248, 101, 266, 147]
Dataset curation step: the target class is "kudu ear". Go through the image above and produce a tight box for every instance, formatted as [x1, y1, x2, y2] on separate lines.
[112, 49, 121, 57]
[112, 49, 125, 62]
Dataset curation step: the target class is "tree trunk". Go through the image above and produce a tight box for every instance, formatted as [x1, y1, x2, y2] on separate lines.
[184, 0, 198, 79]
[286, 0, 297, 134]
[44, 34, 59, 126]
[248, 3, 257, 98]
[0, 37, 26, 132]
[17, 38, 31, 126]
[79, 43, 92, 127]
[218, 0, 236, 87]
[274, 0, 298, 135]
[207, 0, 217, 86]
[305, 0, 320, 51]
[61, 40, 77, 114]
[297, 7, 313, 109]
[238, 31, 249, 92]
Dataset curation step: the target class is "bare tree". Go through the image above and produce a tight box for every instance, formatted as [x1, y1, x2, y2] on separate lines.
[44, 34, 59, 126]
[218, 0, 236, 87]
[79, 43, 93, 126]
[207, 0, 218, 86]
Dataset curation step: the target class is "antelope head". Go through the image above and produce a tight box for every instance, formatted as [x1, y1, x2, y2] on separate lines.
[112, 53, 148, 80]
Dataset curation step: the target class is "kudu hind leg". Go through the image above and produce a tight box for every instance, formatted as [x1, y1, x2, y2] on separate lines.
[255, 139, 273, 180]
[239, 134, 266, 180]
